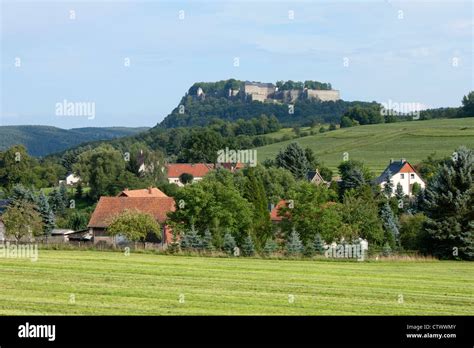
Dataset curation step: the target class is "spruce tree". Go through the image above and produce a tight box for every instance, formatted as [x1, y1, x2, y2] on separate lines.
[275, 142, 310, 180]
[313, 233, 325, 255]
[263, 239, 278, 255]
[202, 229, 214, 251]
[383, 170, 394, 197]
[382, 242, 392, 256]
[181, 225, 202, 250]
[37, 191, 55, 236]
[223, 232, 237, 255]
[50, 188, 66, 215]
[422, 146, 474, 260]
[303, 242, 315, 257]
[241, 235, 255, 256]
[286, 228, 303, 256]
[59, 183, 69, 208]
[395, 183, 405, 201]
[380, 201, 399, 248]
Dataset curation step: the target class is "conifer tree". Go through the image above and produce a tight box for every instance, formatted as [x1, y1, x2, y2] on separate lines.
[422, 146, 474, 260]
[223, 232, 237, 255]
[37, 191, 55, 236]
[383, 170, 394, 197]
[202, 229, 214, 251]
[395, 182, 405, 201]
[380, 201, 399, 248]
[286, 228, 303, 256]
[241, 235, 255, 256]
[313, 233, 325, 255]
[263, 239, 278, 256]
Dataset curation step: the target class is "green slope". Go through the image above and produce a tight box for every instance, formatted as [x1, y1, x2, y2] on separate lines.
[256, 118, 474, 174]
[0, 125, 149, 157]
[0, 250, 472, 315]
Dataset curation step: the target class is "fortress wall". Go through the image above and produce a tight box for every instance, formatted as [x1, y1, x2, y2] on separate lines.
[306, 89, 340, 101]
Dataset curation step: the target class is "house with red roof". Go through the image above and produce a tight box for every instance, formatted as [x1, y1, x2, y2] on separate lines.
[165, 163, 213, 186]
[87, 191, 175, 246]
[118, 187, 168, 198]
[270, 199, 292, 223]
[375, 159, 425, 196]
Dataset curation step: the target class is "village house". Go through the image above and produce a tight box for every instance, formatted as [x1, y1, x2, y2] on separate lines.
[118, 187, 168, 198]
[87, 188, 175, 246]
[59, 173, 81, 186]
[269, 199, 291, 223]
[307, 170, 327, 186]
[375, 159, 425, 196]
[165, 163, 213, 186]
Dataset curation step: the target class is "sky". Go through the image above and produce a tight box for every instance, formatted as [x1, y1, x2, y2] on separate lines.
[1, 0, 473, 128]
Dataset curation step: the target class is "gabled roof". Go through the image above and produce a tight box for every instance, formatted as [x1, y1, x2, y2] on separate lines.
[375, 160, 420, 184]
[270, 199, 291, 222]
[307, 170, 326, 183]
[166, 163, 213, 178]
[118, 187, 168, 198]
[88, 197, 175, 228]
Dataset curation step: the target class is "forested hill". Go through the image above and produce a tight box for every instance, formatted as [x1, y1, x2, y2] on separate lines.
[0, 125, 149, 157]
[159, 79, 377, 128]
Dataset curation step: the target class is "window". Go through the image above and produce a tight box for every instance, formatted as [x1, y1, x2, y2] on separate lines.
[410, 173, 415, 179]
[400, 174, 405, 179]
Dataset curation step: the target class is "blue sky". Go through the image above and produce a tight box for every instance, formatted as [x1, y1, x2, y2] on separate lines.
[1, 0, 472, 128]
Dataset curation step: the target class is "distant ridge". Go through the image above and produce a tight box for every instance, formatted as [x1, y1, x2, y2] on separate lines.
[0, 125, 149, 157]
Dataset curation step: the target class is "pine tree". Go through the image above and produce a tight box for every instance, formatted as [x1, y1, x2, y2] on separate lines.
[286, 228, 303, 256]
[422, 146, 474, 260]
[241, 235, 255, 256]
[223, 232, 237, 255]
[383, 170, 394, 197]
[202, 229, 214, 252]
[380, 201, 400, 248]
[313, 233, 325, 255]
[263, 239, 278, 255]
[37, 191, 55, 236]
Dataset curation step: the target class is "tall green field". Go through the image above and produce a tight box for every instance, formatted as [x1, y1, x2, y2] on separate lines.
[258, 118, 474, 174]
[0, 250, 472, 315]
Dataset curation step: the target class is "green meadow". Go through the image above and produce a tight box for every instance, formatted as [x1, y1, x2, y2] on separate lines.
[0, 250, 472, 315]
[258, 118, 474, 174]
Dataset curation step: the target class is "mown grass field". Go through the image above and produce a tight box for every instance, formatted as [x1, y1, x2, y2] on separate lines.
[0, 250, 472, 315]
[258, 118, 474, 174]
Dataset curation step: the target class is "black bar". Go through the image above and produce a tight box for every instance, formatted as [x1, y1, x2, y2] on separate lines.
[0, 316, 472, 346]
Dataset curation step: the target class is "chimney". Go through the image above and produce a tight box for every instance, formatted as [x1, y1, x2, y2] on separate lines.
[148, 187, 152, 194]
[401, 158, 406, 163]
[390, 159, 393, 164]
[124, 188, 129, 191]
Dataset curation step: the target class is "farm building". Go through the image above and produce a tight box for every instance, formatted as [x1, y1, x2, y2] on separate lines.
[165, 163, 213, 186]
[87, 194, 175, 246]
[375, 159, 425, 196]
